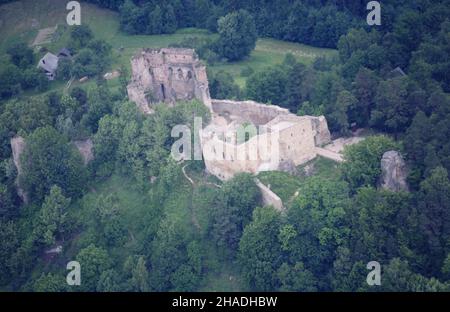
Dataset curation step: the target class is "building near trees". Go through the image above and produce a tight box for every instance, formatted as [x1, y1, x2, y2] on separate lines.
[37, 48, 72, 80]
[201, 99, 331, 180]
[127, 48, 333, 181]
[37, 52, 58, 80]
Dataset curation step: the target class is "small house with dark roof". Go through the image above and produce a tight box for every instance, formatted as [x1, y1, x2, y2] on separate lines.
[57, 48, 72, 58]
[37, 52, 59, 80]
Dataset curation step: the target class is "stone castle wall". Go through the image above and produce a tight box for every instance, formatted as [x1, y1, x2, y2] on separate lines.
[201, 99, 331, 181]
[255, 178, 284, 211]
[211, 99, 290, 125]
[125, 48, 332, 182]
[127, 48, 211, 114]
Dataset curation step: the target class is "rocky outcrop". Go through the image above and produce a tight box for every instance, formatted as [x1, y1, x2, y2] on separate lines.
[380, 150, 409, 192]
[310, 115, 332, 146]
[74, 139, 94, 165]
[11, 136, 25, 175]
[10, 136, 28, 203]
[9, 136, 94, 204]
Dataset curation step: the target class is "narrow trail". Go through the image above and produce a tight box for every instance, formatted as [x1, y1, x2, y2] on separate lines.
[182, 163, 223, 231]
[182, 163, 195, 185]
[182, 163, 221, 188]
[182, 163, 200, 231]
[204, 181, 222, 188]
[187, 190, 201, 231]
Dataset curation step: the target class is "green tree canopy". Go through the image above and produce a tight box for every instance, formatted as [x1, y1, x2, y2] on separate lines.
[33, 185, 71, 246]
[216, 9, 257, 61]
[76, 244, 111, 291]
[20, 126, 87, 203]
[238, 206, 282, 291]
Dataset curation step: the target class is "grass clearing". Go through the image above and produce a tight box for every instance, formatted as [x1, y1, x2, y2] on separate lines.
[257, 171, 302, 203]
[65, 173, 171, 269]
[212, 39, 337, 87]
[298, 156, 341, 180]
[257, 156, 342, 204]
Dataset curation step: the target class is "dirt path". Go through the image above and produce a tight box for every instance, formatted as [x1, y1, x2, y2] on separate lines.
[31, 25, 57, 46]
[182, 163, 221, 188]
[188, 191, 201, 231]
[182, 163, 200, 230]
[182, 163, 195, 185]
[182, 163, 223, 231]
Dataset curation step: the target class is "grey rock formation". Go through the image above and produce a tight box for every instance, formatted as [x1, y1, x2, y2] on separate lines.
[310, 115, 332, 146]
[74, 139, 94, 165]
[10, 136, 94, 203]
[380, 150, 409, 192]
[45, 245, 63, 255]
[10, 136, 28, 203]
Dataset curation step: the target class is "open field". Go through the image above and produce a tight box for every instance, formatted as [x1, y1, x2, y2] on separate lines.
[0, 0, 337, 89]
[212, 39, 337, 87]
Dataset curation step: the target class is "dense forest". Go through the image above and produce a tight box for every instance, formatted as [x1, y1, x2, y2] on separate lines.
[1, 0, 450, 291]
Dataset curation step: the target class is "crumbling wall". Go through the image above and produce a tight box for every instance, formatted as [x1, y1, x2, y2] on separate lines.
[201, 100, 330, 181]
[200, 131, 279, 180]
[255, 178, 284, 211]
[265, 114, 331, 147]
[127, 48, 211, 114]
[275, 118, 318, 167]
[211, 99, 290, 125]
[310, 115, 332, 146]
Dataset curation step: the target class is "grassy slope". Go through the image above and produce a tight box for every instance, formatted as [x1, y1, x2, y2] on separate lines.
[258, 156, 341, 204]
[64, 169, 246, 291]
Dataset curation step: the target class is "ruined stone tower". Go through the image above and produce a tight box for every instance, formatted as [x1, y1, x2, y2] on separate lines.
[127, 48, 211, 114]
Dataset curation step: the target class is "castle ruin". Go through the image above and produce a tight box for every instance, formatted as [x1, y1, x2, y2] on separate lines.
[127, 48, 211, 114]
[200, 99, 331, 180]
[127, 48, 332, 181]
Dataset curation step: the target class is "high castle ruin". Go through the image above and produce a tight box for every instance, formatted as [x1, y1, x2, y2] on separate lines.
[127, 48, 211, 114]
[127, 48, 332, 182]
